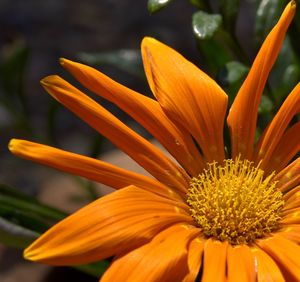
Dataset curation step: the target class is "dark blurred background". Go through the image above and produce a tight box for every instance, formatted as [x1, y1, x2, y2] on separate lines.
[0, 1, 202, 281]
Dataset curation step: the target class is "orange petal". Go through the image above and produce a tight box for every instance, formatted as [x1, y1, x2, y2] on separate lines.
[265, 121, 300, 173]
[8, 139, 183, 201]
[142, 37, 228, 163]
[41, 75, 190, 193]
[24, 186, 193, 265]
[277, 225, 300, 243]
[255, 83, 300, 171]
[257, 234, 300, 280]
[182, 237, 204, 282]
[281, 209, 300, 224]
[283, 195, 300, 211]
[274, 157, 300, 193]
[100, 224, 200, 282]
[202, 239, 228, 282]
[227, 1, 296, 160]
[251, 247, 285, 282]
[60, 58, 205, 176]
[283, 185, 300, 202]
[227, 244, 255, 282]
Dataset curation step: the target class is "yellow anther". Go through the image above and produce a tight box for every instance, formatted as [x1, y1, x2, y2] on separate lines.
[187, 157, 284, 245]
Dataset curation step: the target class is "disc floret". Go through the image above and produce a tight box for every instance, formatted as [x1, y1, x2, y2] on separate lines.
[187, 157, 284, 245]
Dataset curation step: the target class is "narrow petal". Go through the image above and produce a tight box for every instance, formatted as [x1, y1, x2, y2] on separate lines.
[251, 247, 285, 282]
[274, 158, 300, 193]
[41, 75, 190, 193]
[142, 37, 228, 163]
[182, 237, 204, 282]
[283, 185, 300, 202]
[257, 234, 300, 280]
[202, 239, 228, 282]
[227, 245, 255, 282]
[255, 83, 300, 171]
[283, 195, 300, 210]
[227, 1, 296, 159]
[265, 121, 300, 173]
[281, 209, 300, 224]
[100, 224, 200, 282]
[9, 139, 183, 201]
[60, 58, 205, 175]
[277, 225, 300, 244]
[24, 186, 193, 265]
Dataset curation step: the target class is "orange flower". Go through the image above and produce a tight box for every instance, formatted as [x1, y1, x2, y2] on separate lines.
[9, 1, 300, 281]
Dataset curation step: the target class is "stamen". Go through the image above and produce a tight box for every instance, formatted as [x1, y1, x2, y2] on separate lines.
[187, 157, 284, 245]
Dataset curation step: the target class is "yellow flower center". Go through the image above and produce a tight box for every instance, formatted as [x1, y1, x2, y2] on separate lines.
[187, 157, 284, 245]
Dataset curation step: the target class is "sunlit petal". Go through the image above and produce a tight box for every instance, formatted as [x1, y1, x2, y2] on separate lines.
[255, 83, 300, 171]
[100, 224, 199, 282]
[227, 245, 255, 282]
[257, 234, 300, 280]
[142, 37, 228, 163]
[60, 58, 205, 175]
[227, 1, 296, 159]
[251, 247, 285, 282]
[41, 75, 190, 193]
[202, 239, 227, 282]
[24, 186, 193, 265]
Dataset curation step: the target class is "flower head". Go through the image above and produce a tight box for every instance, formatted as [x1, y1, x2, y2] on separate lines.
[9, 1, 300, 281]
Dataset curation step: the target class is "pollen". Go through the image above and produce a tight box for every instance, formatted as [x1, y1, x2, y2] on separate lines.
[187, 157, 284, 245]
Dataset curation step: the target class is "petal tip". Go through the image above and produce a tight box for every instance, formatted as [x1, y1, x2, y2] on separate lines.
[40, 75, 62, 87]
[141, 37, 159, 48]
[59, 58, 73, 68]
[290, 0, 296, 8]
[23, 248, 33, 260]
[59, 57, 66, 66]
[8, 138, 18, 153]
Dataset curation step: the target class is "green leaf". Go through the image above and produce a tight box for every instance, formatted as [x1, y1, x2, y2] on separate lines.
[0, 185, 67, 222]
[224, 61, 248, 84]
[196, 38, 232, 77]
[269, 37, 300, 105]
[255, 0, 285, 44]
[218, 61, 248, 103]
[192, 11, 222, 40]
[0, 39, 33, 133]
[0, 217, 38, 248]
[78, 49, 144, 78]
[0, 185, 110, 277]
[220, 0, 240, 32]
[76, 260, 110, 277]
[147, 0, 173, 14]
[189, 0, 206, 9]
[259, 95, 274, 114]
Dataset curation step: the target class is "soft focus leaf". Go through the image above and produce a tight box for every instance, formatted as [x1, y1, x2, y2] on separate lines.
[218, 61, 248, 103]
[0, 39, 29, 102]
[193, 11, 222, 40]
[255, 0, 285, 43]
[0, 185, 109, 277]
[76, 261, 111, 278]
[147, 0, 173, 14]
[0, 217, 38, 248]
[0, 39, 33, 133]
[0, 185, 67, 223]
[196, 38, 231, 76]
[220, 0, 240, 32]
[78, 49, 143, 78]
[224, 61, 248, 84]
[189, 0, 207, 9]
[269, 37, 300, 105]
[258, 95, 273, 114]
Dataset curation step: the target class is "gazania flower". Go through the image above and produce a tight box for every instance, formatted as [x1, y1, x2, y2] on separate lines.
[9, 1, 300, 281]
